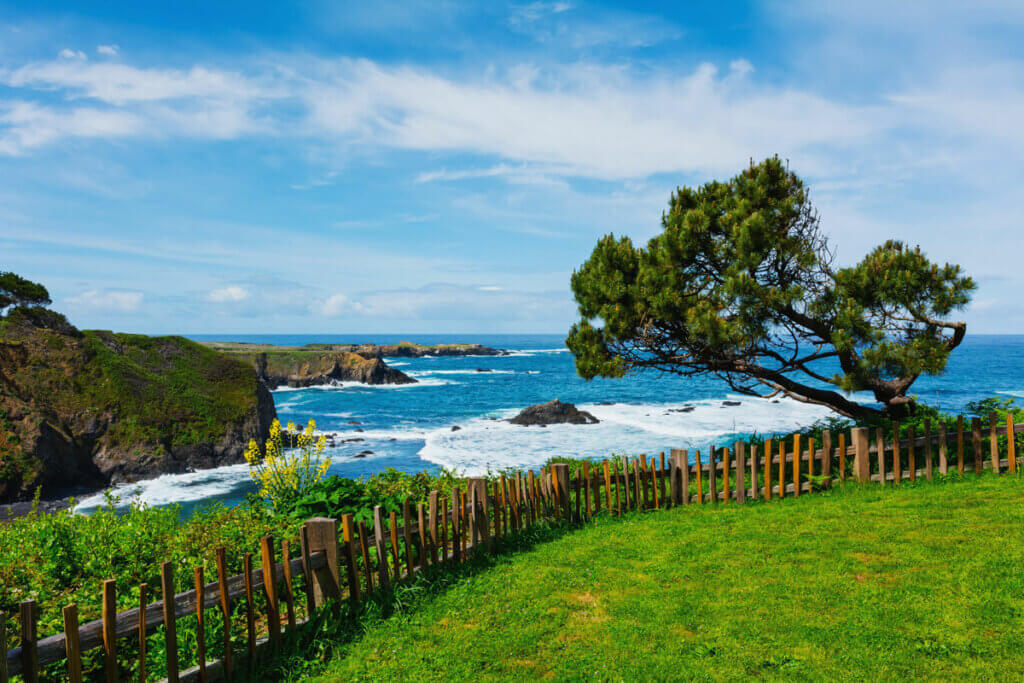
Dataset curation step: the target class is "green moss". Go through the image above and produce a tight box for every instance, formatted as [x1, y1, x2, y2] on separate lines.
[78, 332, 258, 448]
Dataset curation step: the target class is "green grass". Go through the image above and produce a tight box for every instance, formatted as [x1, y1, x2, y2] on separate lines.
[308, 475, 1024, 681]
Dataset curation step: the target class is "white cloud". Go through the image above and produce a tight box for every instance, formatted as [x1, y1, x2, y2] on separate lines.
[0, 43, 1020, 193]
[207, 285, 250, 303]
[302, 58, 876, 179]
[317, 283, 573, 321]
[58, 49, 87, 60]
[318, 293, 361, 316]
[65, 289, 143, 312]
[5, 61, 263, 104]
[3, 50, 1022, 187]
[0, 101, 143, 155]
[96, 44, 119, 56]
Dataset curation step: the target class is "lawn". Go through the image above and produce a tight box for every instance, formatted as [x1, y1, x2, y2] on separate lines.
[305, 475, 1024, 681]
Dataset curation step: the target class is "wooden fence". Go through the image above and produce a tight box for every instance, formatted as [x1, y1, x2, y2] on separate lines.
[2, 411, 1021, 681]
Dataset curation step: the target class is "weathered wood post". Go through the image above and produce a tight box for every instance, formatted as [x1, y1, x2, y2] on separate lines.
[822, 430, 832, 488]
[372, 506, 391, 591]
[20, 600, 38, 683]
[160, 562, 178, 682]
[304, 517, 343, 607]
[552, 464, 571, 519]
[852, 427, 870, 483]
[669, 448, 684, 505]
[466, 477, 488, 547]
[734, 441, 746, 503]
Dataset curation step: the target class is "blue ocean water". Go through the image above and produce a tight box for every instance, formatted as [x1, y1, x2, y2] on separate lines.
[75, 334, 1024, 514]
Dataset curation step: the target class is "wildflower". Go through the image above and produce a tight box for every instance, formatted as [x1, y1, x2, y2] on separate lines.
[245, 417, 331, 511]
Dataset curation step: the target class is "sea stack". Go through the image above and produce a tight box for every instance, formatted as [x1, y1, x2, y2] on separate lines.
[508, 399, 599, 426]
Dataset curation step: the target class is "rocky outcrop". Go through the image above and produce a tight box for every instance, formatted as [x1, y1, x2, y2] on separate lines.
[239, 350, 415, 389]
[0, 320, 276, 503]
[203, 341, 508, 360]
[343, 342, 508, 359]
[508, 399, 599, 427]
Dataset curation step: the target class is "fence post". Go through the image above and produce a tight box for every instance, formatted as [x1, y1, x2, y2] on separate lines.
[734, 441, 746, 503]
[160, 563, 178, 682]
[304, 517, 343, 607]
[822, 430, 832, 488]
[466, 478, 487, 546]
[19, 601, 38, 683]
[852, 427, 870, 483]
[102, 580, 117, 682]
[552, 464, 571, 519]
[372, 506, 391, 591]
[669, 449, 683, 505]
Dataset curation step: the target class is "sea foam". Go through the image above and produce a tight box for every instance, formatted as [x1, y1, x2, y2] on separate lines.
[418, 396, 834, 476]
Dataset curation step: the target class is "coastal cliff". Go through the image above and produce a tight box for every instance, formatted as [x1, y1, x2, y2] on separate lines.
[227, 348, 416, 389]
[0, 314, 276, 503]
[203, 341, 508, 389]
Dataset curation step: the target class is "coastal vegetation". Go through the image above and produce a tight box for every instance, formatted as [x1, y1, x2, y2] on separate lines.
[244, 419, 331, 511]
[0, 318, 276, 502]
[0, 465, 461, 679]
[567, 157, 975, 421]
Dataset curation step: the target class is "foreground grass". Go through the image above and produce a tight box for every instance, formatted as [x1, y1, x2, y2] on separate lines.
[308, 475, 1024, 681]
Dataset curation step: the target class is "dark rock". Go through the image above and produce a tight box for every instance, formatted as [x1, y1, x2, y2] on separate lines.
[597, 401, 616, 405]
[508, 399, 599, 427]
[451, 425, 461, 431]
[722, 400, 742, 407]
[347, 420, 362, 425]
[475, 368, 493, 372]
[668, 406, 695, 413]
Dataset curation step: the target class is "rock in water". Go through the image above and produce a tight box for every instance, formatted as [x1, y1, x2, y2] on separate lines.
[508, 399, 599, 427]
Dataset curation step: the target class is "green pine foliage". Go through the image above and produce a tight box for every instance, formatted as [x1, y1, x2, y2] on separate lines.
[567, 157, 975, 420]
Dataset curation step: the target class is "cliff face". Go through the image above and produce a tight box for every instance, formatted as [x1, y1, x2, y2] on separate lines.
[203, 341, 507, 360]
[0, 320, 276, 503]
[246, 350, 416, 389]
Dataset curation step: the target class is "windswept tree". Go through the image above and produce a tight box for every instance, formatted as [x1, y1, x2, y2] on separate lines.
[567, 157, 974, 420]
[0, 271, 51, 316]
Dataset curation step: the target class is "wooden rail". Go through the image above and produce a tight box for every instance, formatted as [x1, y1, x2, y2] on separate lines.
[2, 411, 1019, 681]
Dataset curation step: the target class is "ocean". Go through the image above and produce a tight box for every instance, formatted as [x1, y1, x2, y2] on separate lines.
[74, 333, 1024, 515]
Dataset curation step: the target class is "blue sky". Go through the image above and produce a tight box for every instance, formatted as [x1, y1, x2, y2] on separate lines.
[1, 1, 1022, 334]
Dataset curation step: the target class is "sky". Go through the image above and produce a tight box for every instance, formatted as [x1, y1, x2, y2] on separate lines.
[0, 1, 1022, 335]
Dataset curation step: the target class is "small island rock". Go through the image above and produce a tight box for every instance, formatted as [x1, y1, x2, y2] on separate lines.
[508, 399, 599, 427]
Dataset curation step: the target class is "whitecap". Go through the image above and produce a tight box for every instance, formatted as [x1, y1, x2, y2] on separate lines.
[407, 369, 515, 376]
[417, 396, 835, 476]
[504, 348, 569, 357]
[273, 377, 456, 393]
[73, 462, 256, 514]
